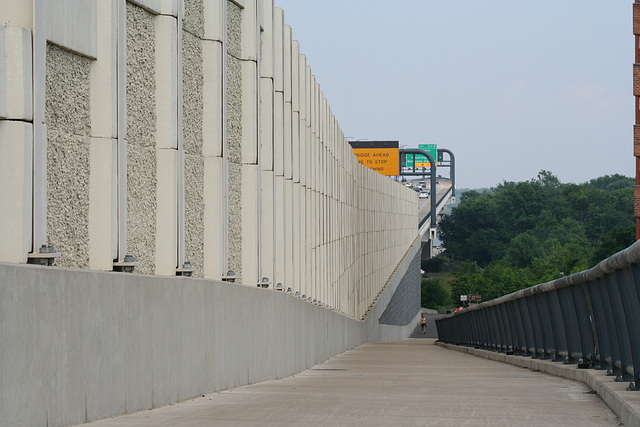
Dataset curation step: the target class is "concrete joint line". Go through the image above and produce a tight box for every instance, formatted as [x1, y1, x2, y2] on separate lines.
[227, 52, 256, 63]
[1, 118, 33, 124]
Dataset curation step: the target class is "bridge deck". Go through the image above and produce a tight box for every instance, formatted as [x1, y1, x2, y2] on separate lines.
[81, 327, 622, 426]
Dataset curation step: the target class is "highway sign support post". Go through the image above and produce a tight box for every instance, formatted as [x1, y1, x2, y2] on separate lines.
[437, 148, 455, 201]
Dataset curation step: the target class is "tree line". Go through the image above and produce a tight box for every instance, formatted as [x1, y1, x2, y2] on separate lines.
[425, 171, 635, 308]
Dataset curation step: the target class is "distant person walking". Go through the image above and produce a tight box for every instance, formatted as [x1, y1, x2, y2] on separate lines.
[420, 314, 427, 334]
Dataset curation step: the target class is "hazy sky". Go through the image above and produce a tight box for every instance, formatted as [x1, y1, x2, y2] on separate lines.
[274, 1, 632, 189]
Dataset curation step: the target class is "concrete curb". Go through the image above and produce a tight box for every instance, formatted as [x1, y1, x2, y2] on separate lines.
[436, 341, 640, 427]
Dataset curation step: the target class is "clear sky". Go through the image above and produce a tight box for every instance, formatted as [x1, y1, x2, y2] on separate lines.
[274, 0, 633, 189]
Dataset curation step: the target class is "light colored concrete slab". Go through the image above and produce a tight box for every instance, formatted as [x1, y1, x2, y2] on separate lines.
[78, 339, 622, 427]
[0, 25, 32, 121]
[45, 0, 97, 59]
[0, 120, 32, 263]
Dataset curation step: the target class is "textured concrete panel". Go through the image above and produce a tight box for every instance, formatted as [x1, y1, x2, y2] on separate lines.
[202, 39, 223, 157]
[185, 153, 205, 278]
[45, 43, 91, 135]
[127, 3, 157, 274]
[226, 1, 241, 58]
[126, 3, 156, 148]
[183, 0, 204, 38]
[45, 43, 91, 269]
[182, 31, 203, 155]
[228, 161, 243, 281]
[0, 25, 32, 120]
[226, 1, 243, 280]
[226, 59, 242, 163]
[127, 144, 157, 274]
[0, 121, 32, 263]
[45, 0, 96, 58]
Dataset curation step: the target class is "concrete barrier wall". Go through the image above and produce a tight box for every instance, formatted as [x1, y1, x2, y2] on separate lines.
[0, 4, 423, 424]
[0, 248, 419, 427]
[0, 0, 418, 320]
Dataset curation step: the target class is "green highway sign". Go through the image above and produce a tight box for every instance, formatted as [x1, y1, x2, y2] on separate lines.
[416, 144, 437, 167]
[402, 154, 414, 167]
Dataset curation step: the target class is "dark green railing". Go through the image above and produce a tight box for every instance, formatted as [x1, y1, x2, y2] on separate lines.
[436, 240, 640, 391]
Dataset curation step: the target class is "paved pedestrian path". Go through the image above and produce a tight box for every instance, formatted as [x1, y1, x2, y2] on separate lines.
[79, 335, 621, 426]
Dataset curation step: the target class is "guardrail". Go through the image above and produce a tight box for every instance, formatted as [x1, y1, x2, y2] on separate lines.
[419, 185, 453, 229]
[435, 240, 640, 391]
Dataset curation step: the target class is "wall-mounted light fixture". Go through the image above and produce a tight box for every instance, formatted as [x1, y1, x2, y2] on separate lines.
[176, 261, 194, 277]
[275, 283, 283, 291]
[286, 287, 293, 293]
[257, 277, 271, 288]
[27, 244, 60, 266]
[222, 270, 236, 283]
[113, 254, 138, 273]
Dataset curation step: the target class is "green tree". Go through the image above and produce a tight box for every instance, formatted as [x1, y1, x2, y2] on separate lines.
[591, 225, 636, 265]
[421, 279, 451, 310]
[440, 171, 635, 301]
[504, 233, 543, 268]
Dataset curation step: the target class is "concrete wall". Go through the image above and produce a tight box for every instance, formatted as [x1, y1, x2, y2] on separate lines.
[0, 5, 423, 422]
[379, 244, 422, 326]
[0, 256, 418, 427]
[0, 0, 419, 320]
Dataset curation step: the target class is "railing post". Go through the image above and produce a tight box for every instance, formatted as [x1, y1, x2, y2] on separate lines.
[556, 287, 582, 364]
[546, 291, 568, 362]
[587, 279, 618, 371]
[605, 272, 636, 382]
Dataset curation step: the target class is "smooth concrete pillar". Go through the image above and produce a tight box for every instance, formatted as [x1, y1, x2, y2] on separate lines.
[242, 164, 260, 285]
[155, 149, 179, 275]
[88, 139, 117, 270]
[88, 0, 118, 270]
[203, 156, 227, 280]
[154, 13, 179, 275]
[202, 0, 226, 280]
[0, 121, 32, 262]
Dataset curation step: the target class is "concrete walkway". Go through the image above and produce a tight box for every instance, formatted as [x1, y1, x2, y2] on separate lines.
[80, 337, 621, 426]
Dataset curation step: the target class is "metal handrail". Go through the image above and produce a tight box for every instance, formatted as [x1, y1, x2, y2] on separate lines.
[436, 239, 640, 391]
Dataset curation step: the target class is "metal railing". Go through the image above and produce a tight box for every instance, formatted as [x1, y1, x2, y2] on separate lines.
[436, 240, 640, 391]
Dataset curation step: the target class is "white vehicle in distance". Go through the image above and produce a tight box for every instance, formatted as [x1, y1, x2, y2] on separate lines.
[418, 191, 428, 199]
